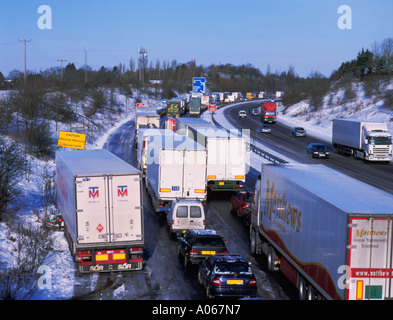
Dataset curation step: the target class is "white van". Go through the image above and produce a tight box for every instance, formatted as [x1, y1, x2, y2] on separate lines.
[167, 199, 205, 236]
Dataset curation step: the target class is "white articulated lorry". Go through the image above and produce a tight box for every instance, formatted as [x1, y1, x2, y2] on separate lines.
[332, 119, 392, 163]
[145, 134, 207, 212]
[249, 163, 393, 300]
[56, 149, 144, 273]
[136, 128, 175, 179]
[175, 118, 247, 191]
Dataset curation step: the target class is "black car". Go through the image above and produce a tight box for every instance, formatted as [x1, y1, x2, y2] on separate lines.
[177, 229, 228, 268]
[307, 143, 330, 158]
[291, 127, 306, 137]
[198, 254, 257, 299]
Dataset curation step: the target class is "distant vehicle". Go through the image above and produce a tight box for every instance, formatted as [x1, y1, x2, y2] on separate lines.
[307, 143, 330, 159]
[198, 255, 257, 299]
[177, 229, 228, 268]
[238, 110, 247, 118]
[259, 124, 271, 134]
[291, 127, 306, 137]
[252, 108, 259, 116]
[332, 119, 392, 163]
[166, 199, 205, 237]
[230, 190, 254, 220]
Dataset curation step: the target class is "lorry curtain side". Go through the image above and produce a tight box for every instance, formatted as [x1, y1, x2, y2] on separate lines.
[256, 163, 393, 300]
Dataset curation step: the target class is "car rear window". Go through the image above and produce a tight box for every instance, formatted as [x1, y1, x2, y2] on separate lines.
[190, 206, 202, 218]
[194, 237, 225, 247]
[215, 262, 251, 274]
[176, 206, 188, 218]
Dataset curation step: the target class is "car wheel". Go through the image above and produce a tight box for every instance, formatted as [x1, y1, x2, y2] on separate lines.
[206, 286, 215, 299]
[183, 254, 189, 268]
[198, 269, 204, 286]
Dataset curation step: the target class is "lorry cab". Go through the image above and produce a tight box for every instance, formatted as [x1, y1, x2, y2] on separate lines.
[167, 199, 205, 236]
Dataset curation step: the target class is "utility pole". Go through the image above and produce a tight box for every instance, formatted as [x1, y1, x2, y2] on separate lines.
[138, 47, 147, 84]
[57, 58, 67, 84]
[18, 39, 31, 87]
[84, 46, 88, 84]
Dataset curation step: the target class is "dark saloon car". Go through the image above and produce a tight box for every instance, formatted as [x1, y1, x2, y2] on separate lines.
[198, 255, 257, 299]
[177, 229, 228, 268]
[307, 143, 330, 158]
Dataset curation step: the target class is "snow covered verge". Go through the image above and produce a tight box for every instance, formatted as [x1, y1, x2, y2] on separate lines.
[0, 78, 392, 300]
[277, 80, 393, 144]
[0, 88, 163, 299]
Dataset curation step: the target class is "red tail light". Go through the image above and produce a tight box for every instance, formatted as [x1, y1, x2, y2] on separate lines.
[217, 250, 228, 254]
[249, 278, 257, 286]
[190, 250, 200, 255]
[212, 278, 221, 286]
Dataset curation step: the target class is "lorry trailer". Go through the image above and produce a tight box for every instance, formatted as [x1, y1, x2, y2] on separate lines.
[134, 108, 161, 147]
[332, 119, 392, 163]
[145, 133, 207, 212]
[56, 149, 144, 273]
[249, 163, 393, 300]
[175, 118, 247, 191]
[136, 128, 175, 179]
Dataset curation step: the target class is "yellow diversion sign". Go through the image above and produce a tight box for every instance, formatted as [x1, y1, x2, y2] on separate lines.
[58, 131, 86, 150]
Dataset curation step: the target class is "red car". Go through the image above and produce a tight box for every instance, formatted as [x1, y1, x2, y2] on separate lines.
[230, 190, 254, 222]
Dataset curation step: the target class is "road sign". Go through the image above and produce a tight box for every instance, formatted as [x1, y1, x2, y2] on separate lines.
[161, 99, 166, 104]
[208, 104, 217, 112]
[192, 77, 206, 93]
[58, 131, 86, 150]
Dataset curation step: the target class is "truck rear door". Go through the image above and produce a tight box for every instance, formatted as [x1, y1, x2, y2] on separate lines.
[75, 176, 109, 244]
[183, 149, 206, 198]
[227, 137, 246, 181]
[109, 174, 143, 242]
[347, 216, 393, 300]
[206, 138, 227, 180]
[159, 149, 183, 198]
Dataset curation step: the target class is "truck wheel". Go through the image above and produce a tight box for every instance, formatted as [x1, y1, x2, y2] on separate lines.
[307, 285, 315, 300]
[250, 228, 257, 254]
[298, 277, 307, 300]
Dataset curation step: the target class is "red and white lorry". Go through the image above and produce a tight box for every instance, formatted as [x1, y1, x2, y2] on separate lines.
[249, 163, 393, 300]
[56, 149, 144, 273]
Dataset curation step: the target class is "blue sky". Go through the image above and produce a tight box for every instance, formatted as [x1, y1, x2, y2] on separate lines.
[0, 0, 392, 78]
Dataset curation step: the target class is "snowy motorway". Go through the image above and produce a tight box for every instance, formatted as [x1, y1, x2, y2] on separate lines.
[65, 105, 299, 300]
[65, 100, 393, 301]
[222, 101, 393, 195]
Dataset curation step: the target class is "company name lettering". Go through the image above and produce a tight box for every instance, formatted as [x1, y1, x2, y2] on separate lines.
[354, 229, 388, 238]
[264, 179, 302, 232]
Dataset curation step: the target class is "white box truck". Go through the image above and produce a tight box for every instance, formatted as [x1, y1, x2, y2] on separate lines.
[332, 119, 392, 163]
[56, 149, 144, 273]
[136, 128, 175, 178]
[176, 118, 247, 191]
[249, 163, 393, 300]
[145, 134, 207, 212]
[134, 108, 161, 147]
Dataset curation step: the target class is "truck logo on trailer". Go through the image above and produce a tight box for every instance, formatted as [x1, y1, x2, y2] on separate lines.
[89, 187, 99, 198]
[118, 185, 128, 197]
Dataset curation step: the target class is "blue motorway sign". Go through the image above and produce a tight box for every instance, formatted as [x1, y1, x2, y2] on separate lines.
[192, 77, 206, 93]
